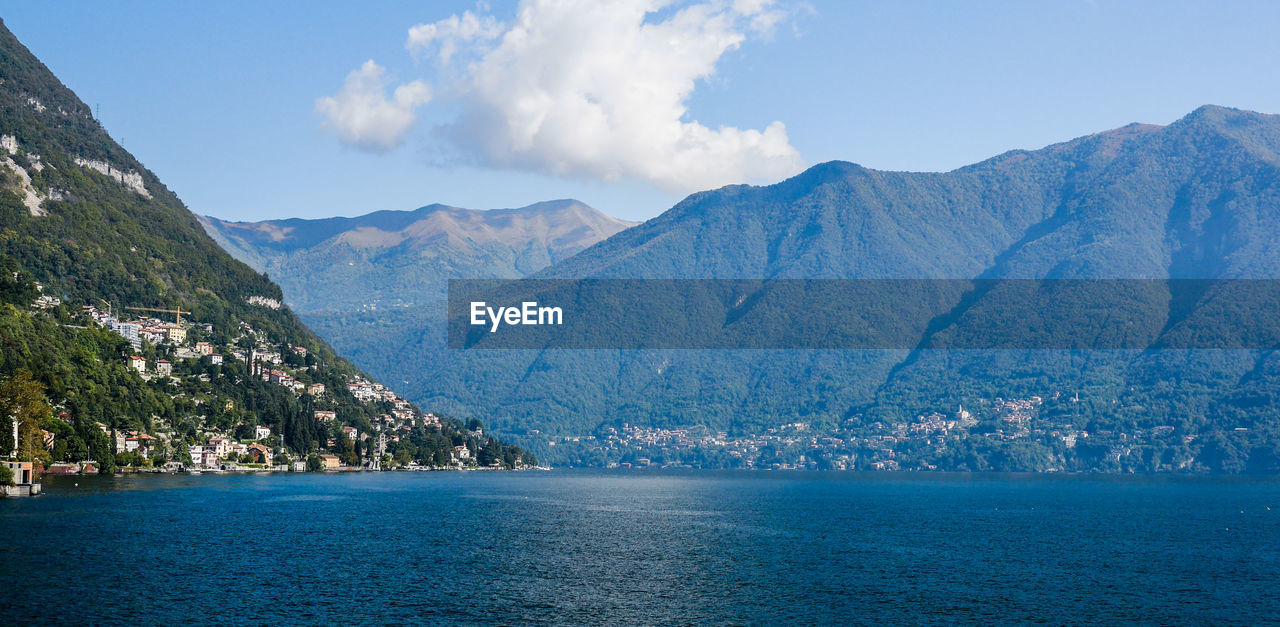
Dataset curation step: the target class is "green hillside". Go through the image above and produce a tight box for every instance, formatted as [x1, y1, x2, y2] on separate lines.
[0, 19, 532, 473]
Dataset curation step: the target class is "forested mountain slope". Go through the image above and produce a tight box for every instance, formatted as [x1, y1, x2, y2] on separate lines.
[405, 106, 1280, 472]
[0, 19, 531, 472]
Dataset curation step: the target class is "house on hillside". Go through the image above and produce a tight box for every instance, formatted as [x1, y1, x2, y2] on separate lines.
[164, 325, 186, 343]
[252, 349, 282, 365]
[209, 437, 233, 458]
[110, 320, 141, 348]
[247, 443, 272, 465]
[187, 445, 221, 469]
[129, 355, 146, 373]
[140, 327, 166, 344]
[198, 448, 221, 468]
[124, 432, 155, 456]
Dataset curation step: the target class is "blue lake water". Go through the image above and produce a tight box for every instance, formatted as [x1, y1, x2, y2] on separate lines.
[2, 471, 1279, 624]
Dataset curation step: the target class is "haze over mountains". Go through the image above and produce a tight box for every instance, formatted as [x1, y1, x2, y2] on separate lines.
[199, 200, 636, 313]
[205, 105, 1280, 472]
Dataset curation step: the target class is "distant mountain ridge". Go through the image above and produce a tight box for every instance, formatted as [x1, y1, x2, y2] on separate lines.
[397, 105, 1280, 471]
[199, 199, 636, 313]
[199, 104, 1280, 472]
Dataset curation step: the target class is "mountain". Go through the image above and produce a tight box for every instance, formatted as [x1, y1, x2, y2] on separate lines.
[198, 199, 636, 313]
[383, 106, 1280, 472]
[188, 85, 1280, 472]
[0, 19, 532, 471]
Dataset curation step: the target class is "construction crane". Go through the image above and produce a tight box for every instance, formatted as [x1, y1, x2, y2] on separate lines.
[124, 306, 190, 325]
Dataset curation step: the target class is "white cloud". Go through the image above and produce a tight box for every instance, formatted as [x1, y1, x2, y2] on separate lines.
[316, 60, 433, 153]
[402, 0, 804, 193]
[316, 2, 802, 190]
[733, 0, 788, 34]
[406, 10, 502, 64]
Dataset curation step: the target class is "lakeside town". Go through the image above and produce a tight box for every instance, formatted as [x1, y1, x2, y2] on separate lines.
[540, 392, 1214, 473]
[2, 291, 537, 496]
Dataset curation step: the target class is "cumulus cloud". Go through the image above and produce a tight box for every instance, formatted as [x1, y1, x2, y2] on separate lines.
[406, 10, 502, 64]
[315, 60, 433, 153]
[321, 0, 804, 193]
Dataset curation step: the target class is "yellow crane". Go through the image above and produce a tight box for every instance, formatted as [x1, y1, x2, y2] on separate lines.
[124, 306, 190, 325]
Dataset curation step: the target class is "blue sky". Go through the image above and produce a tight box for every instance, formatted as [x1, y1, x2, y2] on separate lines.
[5, 1, 1280, 222]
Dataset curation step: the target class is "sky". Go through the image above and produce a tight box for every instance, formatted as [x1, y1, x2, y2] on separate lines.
[4, 1, 1280, 222]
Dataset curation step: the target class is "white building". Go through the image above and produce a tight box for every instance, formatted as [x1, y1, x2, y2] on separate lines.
[252, 349, 282, 365]
[110, 320, 141, 349]
[209, 437, 233, 458]
[124, 433, 155, 456]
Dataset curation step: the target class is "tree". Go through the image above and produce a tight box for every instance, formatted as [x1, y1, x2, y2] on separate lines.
[477, 441, 502, 467]
[432, 447, 451, 467]
[305, 453, 323, 472]
[337, 437, 358, 466]
[393, 447, 412, 467]
[0, 463, 13, 486]
[175, 441, 192, 465]
[0, 256, 38, 306]
[80, 420, 115, 473]
[0, 370, 53, 462]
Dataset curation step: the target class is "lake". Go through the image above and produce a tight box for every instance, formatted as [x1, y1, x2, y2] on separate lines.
[2, 471, 1279, 624]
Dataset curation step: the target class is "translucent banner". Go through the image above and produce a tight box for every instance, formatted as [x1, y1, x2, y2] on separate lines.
[447, 279, 1280, 350]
